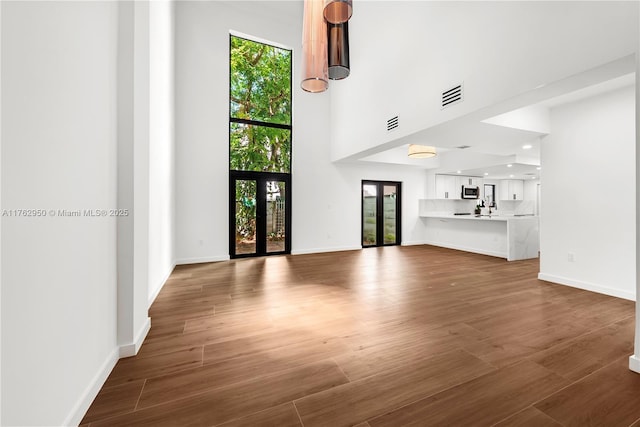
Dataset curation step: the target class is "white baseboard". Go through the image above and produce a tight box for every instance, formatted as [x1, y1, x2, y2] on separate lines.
[401, 241, 427, 246]
[538, 272, 635, 301]
[291, 245, 362, 255]
[423, 240, 507, 259]
[629, 355, 640, 373]
[63, 346, 119, 426]
[175, 255, 230, 265]
[148, 261, 177, 307]
[119, 317, 151, 358]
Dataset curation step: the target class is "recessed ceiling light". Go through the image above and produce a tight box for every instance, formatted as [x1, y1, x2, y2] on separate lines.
[507, 164, 513, 168]
[484, 172, 489, 176]
[509, 174, 514, 178]
[456, 170, 461, 174]
[536, 166, 542, 170]
[531, 176, 536, 179]
[522, 144, 532, 150]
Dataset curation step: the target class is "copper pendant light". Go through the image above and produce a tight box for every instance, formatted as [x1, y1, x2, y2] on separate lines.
[301, 0, 329, 92]
[323, 0, 353, 24]
[327, 21, 350, 80]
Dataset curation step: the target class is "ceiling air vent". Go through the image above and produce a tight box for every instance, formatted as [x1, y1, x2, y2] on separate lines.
[456, 145, 471, 150]
[442, 84, 463, 109]
[387, 116, 399, 132]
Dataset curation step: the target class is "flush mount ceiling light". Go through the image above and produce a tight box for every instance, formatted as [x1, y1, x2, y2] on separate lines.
[408, 144, 437, 159]
[324, 0, 353, 24]
[302, 0, 352, 92]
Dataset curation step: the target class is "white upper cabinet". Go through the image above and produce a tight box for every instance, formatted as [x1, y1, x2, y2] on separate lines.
[458, 176, 483, 187]
[435, 175, 460, 199]
[435, 175, 482, 199]
[499, 179, 524, 201]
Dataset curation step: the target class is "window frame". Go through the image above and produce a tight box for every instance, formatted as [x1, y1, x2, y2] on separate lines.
[228, 33, 293, 258]
[228, 34, 293, 174]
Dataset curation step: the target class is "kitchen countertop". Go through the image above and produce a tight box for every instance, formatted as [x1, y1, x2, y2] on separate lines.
[421, 214, 538, 221]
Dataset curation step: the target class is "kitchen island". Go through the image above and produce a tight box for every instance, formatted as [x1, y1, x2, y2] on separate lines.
[420, 214, 539, 261]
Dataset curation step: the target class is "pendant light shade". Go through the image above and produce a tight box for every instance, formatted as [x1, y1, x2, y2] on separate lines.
[323, 0, 353, 24]
[301, 0, 329, 93]
[327, 21, 350, 80]
[408, 144, 437, 158]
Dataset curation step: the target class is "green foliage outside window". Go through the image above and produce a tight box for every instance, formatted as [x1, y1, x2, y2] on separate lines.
[230, 36, 291, 173]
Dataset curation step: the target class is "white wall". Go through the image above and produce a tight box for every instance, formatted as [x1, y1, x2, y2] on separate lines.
[630, 43, 640, 374]
[292, 161, 428, 253]
[1, 2, 119, 425]
[116, 0, 152, 360]
[1, 2, 3, 421]
[539, 85, 636, 300]
[175, 1, 427, 262]
[148, 0, 175, 303]
[330, 1, 639, 161]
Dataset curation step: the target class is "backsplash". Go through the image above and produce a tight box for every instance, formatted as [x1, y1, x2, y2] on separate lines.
[419, 199, 536, 216]
[419, 199, 478, 215]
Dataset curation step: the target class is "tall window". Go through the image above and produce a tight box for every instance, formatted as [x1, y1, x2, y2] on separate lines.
[229, 35, 292, 258]
[229, 36, 292, 172]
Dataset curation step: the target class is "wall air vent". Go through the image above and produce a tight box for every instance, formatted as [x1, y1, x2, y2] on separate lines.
[442, 84, 463, 108]
[387, 116, 399, 132]
[456, 145, 471, 149]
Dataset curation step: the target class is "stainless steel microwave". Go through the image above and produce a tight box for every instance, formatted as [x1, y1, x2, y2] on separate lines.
[461, 185, 479, 199]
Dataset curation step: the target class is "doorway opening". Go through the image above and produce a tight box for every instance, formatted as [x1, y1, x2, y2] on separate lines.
[230, 172, 291, 258]
[362, 181, 402, 247]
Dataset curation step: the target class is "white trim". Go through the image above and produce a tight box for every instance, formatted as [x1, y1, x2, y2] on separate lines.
[291, 246, 362, 255]
[229, 29, 292, 51]
[63, 347, 119, 426]
[422, 240, 507, 260]
[148, 261, 176, 307]
[629, 355, 640, 374]
[538, 273, 635, 301]
[119, 317, 151, 358]
[401, 241, 428, 247]
[176, 255, 230, 265]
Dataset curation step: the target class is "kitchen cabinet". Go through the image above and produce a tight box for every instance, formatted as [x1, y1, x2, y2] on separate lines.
[499, 179, 524, 201]
[435, 174, 483, 199]
[435, 175, 460, 199]
[458, 176, 483, 187]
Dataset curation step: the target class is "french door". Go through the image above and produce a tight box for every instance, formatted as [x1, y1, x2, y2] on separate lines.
[230, 172, 291, 258]
[362, 181, 401, 247]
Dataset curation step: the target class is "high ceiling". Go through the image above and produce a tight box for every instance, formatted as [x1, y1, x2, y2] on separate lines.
[240, 1, 636, 180]
[359, 72, 635, 179]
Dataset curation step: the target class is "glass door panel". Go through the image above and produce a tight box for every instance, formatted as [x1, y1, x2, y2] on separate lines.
[230, 173, 291, 258]
[234, 179, 257, 255]
[383, 185, 397, 244]
[362, 181, 401, 247]
[362, 184, 378, 246]
[266, 180, 286, 253]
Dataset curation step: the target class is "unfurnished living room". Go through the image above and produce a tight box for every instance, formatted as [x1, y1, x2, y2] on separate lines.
[1, 1, 640, 426]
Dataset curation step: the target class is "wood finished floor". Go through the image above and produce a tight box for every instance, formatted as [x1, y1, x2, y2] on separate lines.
[82, 245, 638, 427]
